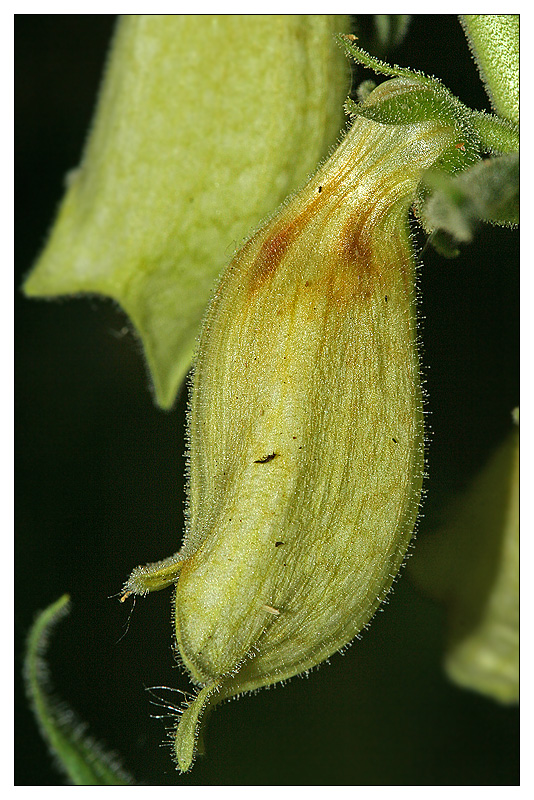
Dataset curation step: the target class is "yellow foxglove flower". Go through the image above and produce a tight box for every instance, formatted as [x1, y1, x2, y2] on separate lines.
[23, 14, 350, 408]
[122, 78, 458, 772]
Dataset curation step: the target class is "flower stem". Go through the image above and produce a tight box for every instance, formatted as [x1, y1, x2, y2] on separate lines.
[460, 15, 519, 124]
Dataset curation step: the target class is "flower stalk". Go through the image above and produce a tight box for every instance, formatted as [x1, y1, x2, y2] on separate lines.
[459, 15, 519, 124]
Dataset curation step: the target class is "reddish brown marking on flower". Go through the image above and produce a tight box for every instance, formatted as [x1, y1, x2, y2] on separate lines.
[252, 224, 295, 287]
[337, 215, 380, 301]
[338, 210, 414, 302]
[248, 186, 332, 295]
[246, 177, 414, 314]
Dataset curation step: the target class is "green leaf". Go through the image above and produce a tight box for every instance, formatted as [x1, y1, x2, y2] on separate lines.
[24, 595, 134, 785]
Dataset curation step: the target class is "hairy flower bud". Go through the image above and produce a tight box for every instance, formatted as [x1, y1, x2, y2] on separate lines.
[123, 80, 457, 771]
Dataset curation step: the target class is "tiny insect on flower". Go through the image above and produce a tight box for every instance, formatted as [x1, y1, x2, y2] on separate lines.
[122, 78, 457, 771]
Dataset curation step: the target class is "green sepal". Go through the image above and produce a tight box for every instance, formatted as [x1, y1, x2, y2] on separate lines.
[340, 36, 519, 156]
[346, 78, 467, 129]
[346, 75, 483, 201]
[338, 35, 428, 83]
[468, 110, 519, 155]
[24, 595, 134, 785]
[339, 36, 519, 256]
[174, 682, 220, 773]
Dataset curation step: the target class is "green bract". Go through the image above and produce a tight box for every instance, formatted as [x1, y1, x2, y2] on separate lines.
[23, 14, 350, 408]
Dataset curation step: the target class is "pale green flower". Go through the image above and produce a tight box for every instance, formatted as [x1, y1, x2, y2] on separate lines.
[24, 14, 350, 408]
[411, 411, 519, 704]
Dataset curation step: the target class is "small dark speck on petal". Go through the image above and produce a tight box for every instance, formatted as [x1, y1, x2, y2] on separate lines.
[254, 452, 277, 464]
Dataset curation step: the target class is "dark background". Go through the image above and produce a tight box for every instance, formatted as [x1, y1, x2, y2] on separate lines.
[15, 15, 519, 786]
